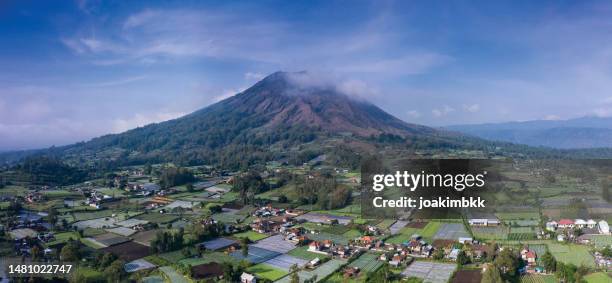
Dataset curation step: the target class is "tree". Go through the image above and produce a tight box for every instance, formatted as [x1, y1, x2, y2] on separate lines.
[241, 237, 249, 257]
[481, 265, 503, 283]
[47, 207, 58, 229]
[457, 250, 470, 266]
[601, 246, 612, 257]
[541, 251, 556, 272]
[433, 249, 444, 260]
[485, 242, 498, 261]
[31, 245, 41, 262]
[98, 252, 117, 271]
[289, 264, 299, 283]
[105, 259, 126, 283]
[60, 241, 80, 262]
[494, 249, 519, 279]
[186, 183, 194, 192]
[602, 178, 611, 202]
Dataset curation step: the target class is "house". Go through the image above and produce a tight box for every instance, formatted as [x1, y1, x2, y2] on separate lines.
[448, 248, 460, 260]
[545, 221, 558, 231]
[241, 272, 256, 283]
[308, 241, 327, 254]
[557, 234, 565, 242]
[309, 257, 321, 267]
[521, 248, 537, 266]
[558, 219, 574, 229]
[458, 237, 473, 244]
[586, 219, 597, 228]
[467, 213, 500, 226]
[598, 220, 610, 235]
[574, 219, 587, 228]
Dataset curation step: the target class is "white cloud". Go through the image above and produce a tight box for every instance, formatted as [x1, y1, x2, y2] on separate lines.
[111, 111, 186, 133]
[336, 53, 451, 75]
[462, 104, 480, 113]
[543, 114, 561, 120]
[432, 105, 454, 118]
[406, 110, 421, 119]
[245, 72, 265, 81]
[79, 76, 147, 88]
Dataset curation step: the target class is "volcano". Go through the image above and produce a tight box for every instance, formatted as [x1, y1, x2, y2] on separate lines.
[1, 72, 506, 168]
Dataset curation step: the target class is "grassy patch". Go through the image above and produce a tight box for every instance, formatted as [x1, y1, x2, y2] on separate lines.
[584, 272, 611, 283]
[178, 252, 238, 266]
[232, 231, 269, 242]
[247, 263, 288, 281]
[547, 243, 595, 268]
[135, 213, 178, 224]
[420, 221, 442, 241]
[45, 232, 79, 247]
[287, 246, 330, 261]
[342, 229, 362, 240]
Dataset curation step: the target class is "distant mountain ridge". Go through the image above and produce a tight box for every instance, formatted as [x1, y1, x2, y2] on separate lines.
[446, 117, 612, 149]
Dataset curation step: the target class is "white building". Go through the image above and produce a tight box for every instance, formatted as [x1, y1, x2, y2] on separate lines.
[241, 272, 256, 283]
[574, 219, 587, 228]
[545, 221, 558, 232]
[598, 220, 610, 235]
[586, 219, 597, 228]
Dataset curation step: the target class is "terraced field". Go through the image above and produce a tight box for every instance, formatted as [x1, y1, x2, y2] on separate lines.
[348, 253, 383, 273]
[547, 243, 596, 268]
[520, 274, 557, 283]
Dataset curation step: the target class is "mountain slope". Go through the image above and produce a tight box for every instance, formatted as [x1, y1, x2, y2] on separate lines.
[446, 117, 612, 149]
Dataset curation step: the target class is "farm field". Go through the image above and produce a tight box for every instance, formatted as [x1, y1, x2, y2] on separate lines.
[584, 272, 611, 283]
[583, 235, 612, 248]
[348, 252, 383, 273]
[247, 263, 288, 281]
[547, 243, 596, 268]
[276, 259, 347, 283]
[520, 274, 558, 283]
[178, 252, 238, 266]
[433, 223, 469, 240]
[159, 266, 189, 283]
[308, 232, 349, 245]
[287, 246, 330, 261]
[451, 270, 482, 283]
[232, 231, 269, 241]
[496, 212, 540, 220]
[471, 226, 508, 240]
[44, 231, 79, 247]
[134, 213, 178, 224]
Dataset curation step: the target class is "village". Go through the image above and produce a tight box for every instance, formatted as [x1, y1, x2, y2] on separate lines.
[0, 161, 611, 283]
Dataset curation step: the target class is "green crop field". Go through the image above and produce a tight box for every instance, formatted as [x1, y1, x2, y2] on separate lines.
[420, 221, 442, 240]
[287, 246, 330, 261]
[178, 252, 238, 266]
[471, 226, 508, 240]
[135, 213, 178, 224]
[584, 235, 612, 248]
[44, 232, 79, 247]
[322, 225, 350, 235]
[584, 272, 611, 283]
[349, 253, 383, 273]
[547, 243, 596, 268]
[247, 263, 288, 281]
[376, 219, 396, 230]
[232, 231, 269, 241]
[385, 227, 422, 244]
[496, 212, 540, 220]
[342, 229, 362, 240]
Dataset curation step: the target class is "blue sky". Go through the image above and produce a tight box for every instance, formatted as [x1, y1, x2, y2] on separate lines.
[1, 0, 612, 151]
